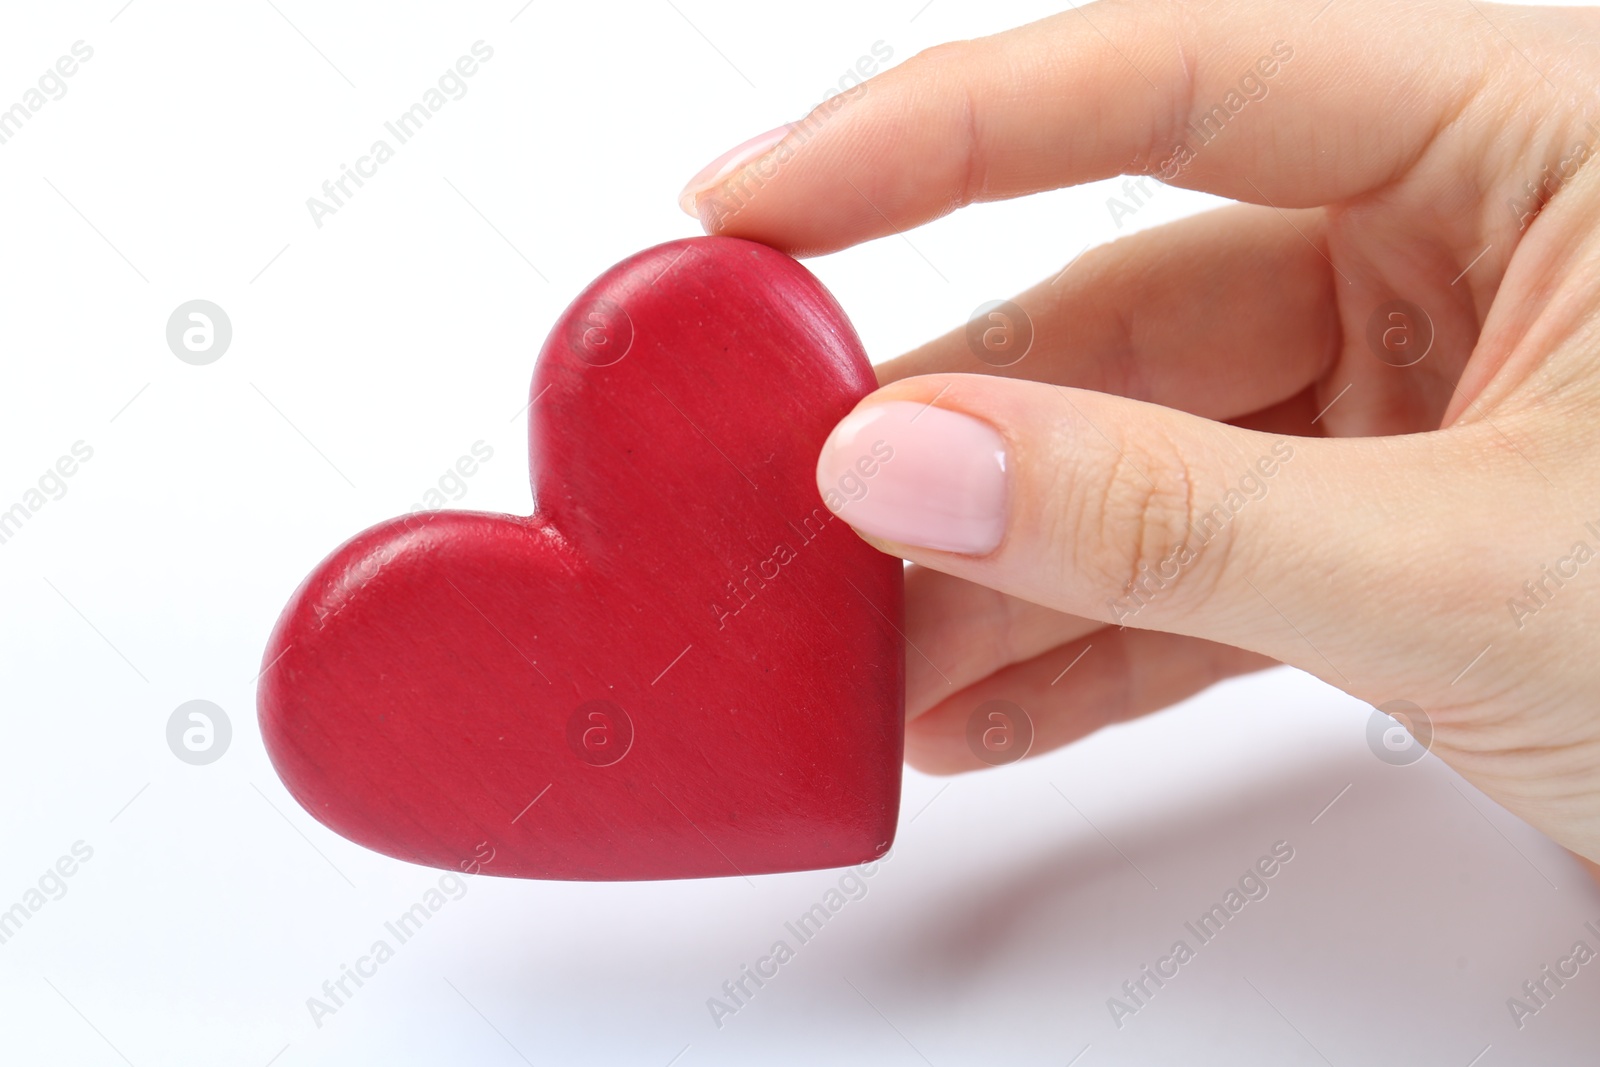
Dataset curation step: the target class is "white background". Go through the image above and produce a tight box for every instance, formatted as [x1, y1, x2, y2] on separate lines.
[1, 0, 1597, 1064]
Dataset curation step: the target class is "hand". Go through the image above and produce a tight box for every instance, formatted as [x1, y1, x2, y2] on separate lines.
[676, 0, 1600, 866]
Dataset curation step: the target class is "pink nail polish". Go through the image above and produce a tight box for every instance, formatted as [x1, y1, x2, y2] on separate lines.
[816, 400, 1008, 556]
[677, 124, 793, 217]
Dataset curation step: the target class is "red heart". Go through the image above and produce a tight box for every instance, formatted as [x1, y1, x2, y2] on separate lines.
[258, 237, 904, 880]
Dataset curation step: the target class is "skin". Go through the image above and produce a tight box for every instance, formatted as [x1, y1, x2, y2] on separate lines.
[679, 0, 1600, 871]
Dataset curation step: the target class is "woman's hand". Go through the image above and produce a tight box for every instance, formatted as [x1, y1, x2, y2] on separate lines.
[678, 0, 1600, 864]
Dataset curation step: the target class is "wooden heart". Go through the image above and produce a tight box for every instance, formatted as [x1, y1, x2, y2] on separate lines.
[257, 237, 904, 880]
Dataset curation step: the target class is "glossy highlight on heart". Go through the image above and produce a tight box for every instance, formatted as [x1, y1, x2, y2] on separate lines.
[257, 236, 905, 880]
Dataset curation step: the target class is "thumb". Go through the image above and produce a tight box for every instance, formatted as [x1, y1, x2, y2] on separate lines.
[814, 373, 1476, 687]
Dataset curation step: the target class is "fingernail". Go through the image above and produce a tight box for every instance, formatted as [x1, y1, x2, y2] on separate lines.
[816, 400, 1008, 556]
[677, 124, 793, 216]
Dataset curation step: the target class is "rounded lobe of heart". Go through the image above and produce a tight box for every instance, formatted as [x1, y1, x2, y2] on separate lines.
[258, 237, 905, 881]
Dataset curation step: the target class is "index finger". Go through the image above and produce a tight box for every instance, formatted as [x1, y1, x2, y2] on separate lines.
[684, 0, 1492, 256]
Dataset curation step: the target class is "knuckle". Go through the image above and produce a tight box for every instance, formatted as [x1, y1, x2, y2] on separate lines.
[894, 40, 971, 96]
[1076, 433, 1232, 621]
[1092, 0, 1201, 173]
[906, 39, 966, 66]
[896, 42, 983, 206]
